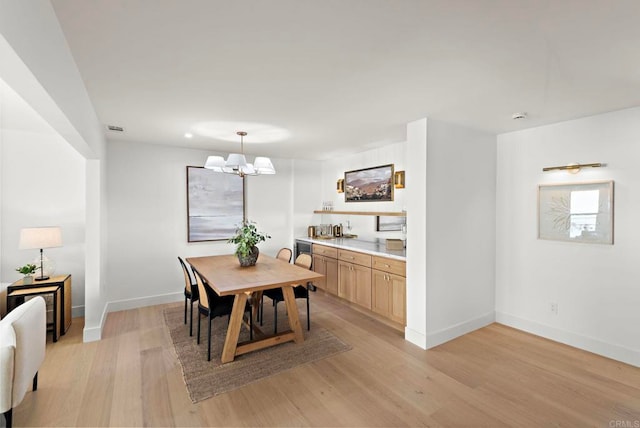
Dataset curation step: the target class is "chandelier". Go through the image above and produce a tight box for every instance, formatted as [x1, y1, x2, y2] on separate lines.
[204, 131, 276, 177]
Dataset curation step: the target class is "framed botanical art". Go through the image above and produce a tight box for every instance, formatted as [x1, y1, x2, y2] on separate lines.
[187, 166, 244, 242]
[345, 164, 394, 202]
[538, 180, 614, 245]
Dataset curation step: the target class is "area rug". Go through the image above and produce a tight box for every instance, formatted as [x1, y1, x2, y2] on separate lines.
[163, 303, 351, 403]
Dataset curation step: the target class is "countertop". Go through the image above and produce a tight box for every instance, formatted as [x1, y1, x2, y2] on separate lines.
[297, 237, 406, 261]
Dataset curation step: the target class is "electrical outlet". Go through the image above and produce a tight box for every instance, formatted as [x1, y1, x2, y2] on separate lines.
[550, 302, 558, 315]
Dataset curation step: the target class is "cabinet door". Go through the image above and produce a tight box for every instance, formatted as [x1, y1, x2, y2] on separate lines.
[388, 273, 406, 325]
[372, 270, 406, 325]
[371, 270, 390, 317]
[338, 261, 355, 301]
[325, 256, 339, 295]
[312, 255, 327, 290]
[353, 263, 372, 309]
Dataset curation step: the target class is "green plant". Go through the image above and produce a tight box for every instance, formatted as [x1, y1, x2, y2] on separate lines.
[16, 263, 37, 275]
[228, 221, 271, 257]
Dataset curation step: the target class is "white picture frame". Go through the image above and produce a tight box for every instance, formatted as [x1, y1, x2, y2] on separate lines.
[538, 180, 614, 245]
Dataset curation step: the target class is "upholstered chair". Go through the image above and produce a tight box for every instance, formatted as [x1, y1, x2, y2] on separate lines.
[0, 296, 46, 428]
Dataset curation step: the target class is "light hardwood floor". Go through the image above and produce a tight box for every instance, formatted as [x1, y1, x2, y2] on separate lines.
[13, 291, 640, 427]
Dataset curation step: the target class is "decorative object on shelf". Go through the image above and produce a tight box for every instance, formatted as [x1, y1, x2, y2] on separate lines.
[376, 216, 406, 232]
[542, 162, 603, 174]
[204, 131, 276, 177]
[187, 166, 244, 242]
[19, 227, 62, 281]
[538, 180, 614, 245]
[321, 201, 334, 211]
[345, 164, 394, 202]
[15, 263, 37, 284]
[229, 221, 271, 267]
[394, 171, 405, 189]
[336, 178, 344, 193]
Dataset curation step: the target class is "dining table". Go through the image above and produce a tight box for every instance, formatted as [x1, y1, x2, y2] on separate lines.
[186, 253, 324, 363]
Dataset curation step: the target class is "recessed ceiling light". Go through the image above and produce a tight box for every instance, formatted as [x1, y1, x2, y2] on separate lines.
[512, 112, 527, 120]
[184, 133, 193, 139]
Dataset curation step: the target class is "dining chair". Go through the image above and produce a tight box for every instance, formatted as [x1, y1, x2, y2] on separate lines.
[178, 257, 199, 337]
[193, 268, 253, 361]
[257, 247, 293, 323]
[276, 247, 292, 263]
[261, 253, 313, 334]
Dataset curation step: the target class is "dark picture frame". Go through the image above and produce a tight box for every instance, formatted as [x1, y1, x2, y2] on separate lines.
[187, 166, 245, 242]
[345, 164, 394, 202]
[376, 215, 406, 232]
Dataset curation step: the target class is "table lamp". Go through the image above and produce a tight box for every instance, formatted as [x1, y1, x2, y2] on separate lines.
[19, 226, 63, 281]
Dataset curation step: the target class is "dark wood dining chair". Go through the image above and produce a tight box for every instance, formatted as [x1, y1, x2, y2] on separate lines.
[193, 268, 253, 361]
[178, 256, 199, 336]
[261, 253, 313, 334]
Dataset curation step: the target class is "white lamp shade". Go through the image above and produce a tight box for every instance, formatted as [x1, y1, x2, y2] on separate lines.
[225, 153, 248, 169]
[19, 227, 62, 249]
[204, 155, 225, 172]
[253, 157, 276, 174]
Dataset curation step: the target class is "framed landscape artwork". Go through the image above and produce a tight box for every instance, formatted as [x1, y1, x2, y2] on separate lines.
[345, 164, 394, 202]
[187, 166, 244, 242]
[538, 180, 614, 245]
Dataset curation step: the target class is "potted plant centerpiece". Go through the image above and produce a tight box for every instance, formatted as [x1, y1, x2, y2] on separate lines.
[16, 263, 37, 284]
[229, 221, 271, 267]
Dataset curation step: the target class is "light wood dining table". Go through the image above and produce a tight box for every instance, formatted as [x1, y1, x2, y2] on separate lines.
[186, 253, 324, 363]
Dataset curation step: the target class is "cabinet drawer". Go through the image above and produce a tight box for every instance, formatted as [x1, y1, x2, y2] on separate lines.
[312, 244, 337, 258]
[338, 249, 371, 267]
[372, 256, 406, 277]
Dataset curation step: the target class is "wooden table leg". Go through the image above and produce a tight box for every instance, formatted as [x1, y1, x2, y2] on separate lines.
[221, 292, 248, 364]
[282, 286, 304, 343]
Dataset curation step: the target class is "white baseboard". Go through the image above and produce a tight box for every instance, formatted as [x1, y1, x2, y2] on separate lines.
[425, 311, 496, 349]
[405, 327, 427, 349]
[83, 304, 107, 343]
[72, 305, 85, 318]
[105, 291, 183, 314]
[496, 311, 640, 368]
[82, 292, 183, 343]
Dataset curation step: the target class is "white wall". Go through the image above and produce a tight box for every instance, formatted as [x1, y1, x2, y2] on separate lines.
[106, 140, 298, 310]
[0, 128, 85, 316]
[424, 119, 496, 347]
[1, 2, 106, 341]
[318, 141, 407, 241]
[496, 107, 640, 367]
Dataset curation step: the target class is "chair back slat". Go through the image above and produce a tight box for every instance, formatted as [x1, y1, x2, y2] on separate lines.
[193, 269, 209, 310]
[294, 253, 312, 270]
[276, 248, 293, 263]
[178, 257, 194, 294]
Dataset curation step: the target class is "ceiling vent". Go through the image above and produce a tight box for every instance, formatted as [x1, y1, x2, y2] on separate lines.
[106, 125, 124, 132]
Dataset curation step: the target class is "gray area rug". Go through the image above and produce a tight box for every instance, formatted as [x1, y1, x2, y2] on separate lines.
[163, 303, 351, 403]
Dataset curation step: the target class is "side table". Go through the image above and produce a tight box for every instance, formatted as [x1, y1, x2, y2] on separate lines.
[7, 274, 72, 341]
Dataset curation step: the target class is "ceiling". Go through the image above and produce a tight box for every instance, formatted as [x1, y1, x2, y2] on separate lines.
[50, 0, 640, 160]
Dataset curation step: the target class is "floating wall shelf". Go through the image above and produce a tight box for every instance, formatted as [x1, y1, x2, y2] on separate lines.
[314, 210, 406, 217]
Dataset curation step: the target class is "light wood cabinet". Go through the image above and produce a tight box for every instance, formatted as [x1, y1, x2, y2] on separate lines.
[372, 258, 406, 325]
[372, 270, 406, 325]
[338, 249, 372, 310]
[312, 242, 406, 328]
[312, 253, 338, 295]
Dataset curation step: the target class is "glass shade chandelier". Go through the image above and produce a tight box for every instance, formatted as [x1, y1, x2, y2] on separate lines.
[204, 131, 276, 177]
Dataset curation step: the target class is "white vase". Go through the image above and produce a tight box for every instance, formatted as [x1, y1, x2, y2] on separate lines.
[23, 275, 33, 285]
